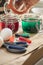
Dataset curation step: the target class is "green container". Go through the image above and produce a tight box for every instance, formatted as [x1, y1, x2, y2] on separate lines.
[22, 18, 41, 33]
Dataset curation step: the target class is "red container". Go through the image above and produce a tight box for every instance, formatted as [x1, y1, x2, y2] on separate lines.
[0, 22, 6, 31]
[0, 18, 19, 33]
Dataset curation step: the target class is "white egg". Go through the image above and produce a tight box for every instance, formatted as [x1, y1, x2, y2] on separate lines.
[0, 28, 13, 41]
[0, 37, 4, 47]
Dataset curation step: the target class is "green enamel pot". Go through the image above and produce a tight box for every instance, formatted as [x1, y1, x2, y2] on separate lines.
[22, 18, 41, 33]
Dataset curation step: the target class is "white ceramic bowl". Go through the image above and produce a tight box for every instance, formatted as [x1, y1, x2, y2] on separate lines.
[32, 8, 43, 14]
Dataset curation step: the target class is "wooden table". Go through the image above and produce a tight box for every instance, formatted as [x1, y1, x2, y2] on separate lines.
[0, 32, 43, 65]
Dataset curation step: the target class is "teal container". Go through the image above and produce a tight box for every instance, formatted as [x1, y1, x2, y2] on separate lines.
[22, 18, 41, 33]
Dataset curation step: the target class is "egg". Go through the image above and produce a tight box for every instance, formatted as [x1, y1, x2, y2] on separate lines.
[0, 28, 13, 41]
[0, 37, 4, 47]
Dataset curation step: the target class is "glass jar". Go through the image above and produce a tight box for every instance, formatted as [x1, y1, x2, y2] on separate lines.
[0, 15, 19, 33]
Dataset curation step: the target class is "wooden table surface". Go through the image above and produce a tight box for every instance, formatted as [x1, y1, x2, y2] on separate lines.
[0, 32, 43, 65]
